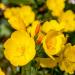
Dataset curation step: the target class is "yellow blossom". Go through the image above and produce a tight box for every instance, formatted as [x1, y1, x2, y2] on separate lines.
[8, 16, 26, 31]
[59, 10, 75, 32]
[4, 5, 35, 31]
[42, 31, 66, 59]
[59, 58, 75, 74]
[4, 7, 20, 19]
[64, 44, 75, 63]
[58, 43, 75, 74]
[4, 31, 36, 66]
[0, 68, 5, 75]
[41, 20, 65, 33]
[19, 6, 35, 26]
[27, 20, 40, 37]
[46, 0, 65, 16]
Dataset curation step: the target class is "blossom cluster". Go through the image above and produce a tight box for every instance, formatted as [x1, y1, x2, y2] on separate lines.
[1, 0, 75, 74]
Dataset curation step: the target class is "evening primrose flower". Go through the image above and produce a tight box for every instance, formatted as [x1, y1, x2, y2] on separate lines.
[4, 5, 35, 31]
[4, 7, 26, 31]
[27, 20, 40, 37]
[64, 44, 75, 63]
[59, 58, 75, 74]
[19, 6, 35, 26]
[42, 31, 66, 59]
[46, 0, 65, 16]
[4, 31, 36, 66]
[42, 20, 64, 33]
[59, 43, 75, 74]
[8, 16, 26, 31]
[0, 68, 5, 75]
[59, 10, 75, 32]
[4, 7, 20, 19]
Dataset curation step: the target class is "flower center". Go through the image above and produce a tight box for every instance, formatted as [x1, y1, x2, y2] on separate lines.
[17, 46, 25, 56]
[46, 37, 57, 50]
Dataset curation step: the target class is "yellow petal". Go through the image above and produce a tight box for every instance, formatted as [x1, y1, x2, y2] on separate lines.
[0, 68, 5, 75]
[36, 58, 57, 68]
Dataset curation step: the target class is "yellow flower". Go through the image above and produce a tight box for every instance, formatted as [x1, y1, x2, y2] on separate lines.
[0, 3, 6, 10]
[59, 10, 75, 32]
[8, 16, 26, 31]
[19, 6, 35, 26]
[27, 20, 40, 37]
[36, 58, 57, 68]
[0, 68, 5, 75]
[4, 7, 21, 19]
[41, 20, 64, 33]
[46, 0, 65, 16]
[42, 31, 66, 59]
[4, 7, 26, 31]
[4, 5, 35, 31]
[4, 31, 36, 66]
[59, 58, 75, 74]
[64, 44, 75, 63]
[58, 43, 75, 74]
